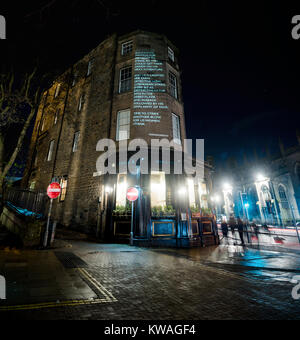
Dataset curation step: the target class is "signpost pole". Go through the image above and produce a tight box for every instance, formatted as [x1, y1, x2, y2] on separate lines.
[130, 201, 134, 246]
[44, 182, 61, 248]
[126, 187, 139, 247]
[43, 198, 53, 248]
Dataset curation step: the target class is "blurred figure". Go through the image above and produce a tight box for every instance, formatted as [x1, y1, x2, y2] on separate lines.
[229, 215, 236, 238]
[237, 217, 245, 246]
[221, 219, 229, 243]
[251, 220, 259, 239]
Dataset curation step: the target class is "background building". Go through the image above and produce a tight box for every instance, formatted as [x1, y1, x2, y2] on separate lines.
[214, 134, 300, 226]
[22, 31, 218, 247]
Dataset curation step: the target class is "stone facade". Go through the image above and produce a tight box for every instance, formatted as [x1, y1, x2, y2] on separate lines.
[23, 31, 217, 246]
[23, 31, 185, 231]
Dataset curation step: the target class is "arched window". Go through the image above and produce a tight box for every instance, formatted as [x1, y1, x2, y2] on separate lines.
[261, 185, 271, 202]
[278, 185, 289, 209]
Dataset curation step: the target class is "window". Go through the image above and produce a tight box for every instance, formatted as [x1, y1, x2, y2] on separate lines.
[72, 131, 80, 153]
[47, 140, 55, 162]
[116, 174, 128, 207]
[78, 94, 84, 112]
[54, 109, 60, 125]
[279, 186, 287, 200]
[87, 59, 94, 76]
[119, 66, 132, 93]
[169, 72, 178, 99]
[72, 72, 78, 87]
[168, 47, 175, 62]
[29, 181, 36, 190]
[278, 185, 289, 209]
[151, 172, 167, 208]
[116, 110, 130, 141]
[54, 84, 61, 98]
[187, 179, 196, 207]
[121, 41, 133, 56]
[60, 176, 68, 202]
[172, 113, 181, 144]
[41, 116, 46, 132]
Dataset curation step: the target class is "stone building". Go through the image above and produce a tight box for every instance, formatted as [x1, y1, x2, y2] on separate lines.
[217, 134, 300, 226]
[23, 31, 218, 247]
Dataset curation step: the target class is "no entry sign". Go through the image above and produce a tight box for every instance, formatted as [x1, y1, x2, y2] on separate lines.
[126, 187, 139, 202]
[47, 182, 61, 199]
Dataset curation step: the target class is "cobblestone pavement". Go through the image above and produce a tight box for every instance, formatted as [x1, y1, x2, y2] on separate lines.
[1, 241, 300, 320]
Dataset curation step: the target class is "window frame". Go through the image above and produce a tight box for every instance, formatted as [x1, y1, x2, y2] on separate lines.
[54, 84, 61, 98]
[172, 113, 181, 145]
[47, 140, 55, 162]
[116, 109, 131, 141]
[72, 72, 78, 87]
[150, 171, 167, 208]
[169, 71, 178, 99]
[54, 109, 60, 126]
[121, 41, 133, 56]
[87, 58, 95, 77]
[168, 47, 175, 62]
[59, 176, 68, 202]
[119, 66, 132, 94]
[72, 131, 80, 153]
[78, 94, 85, 112]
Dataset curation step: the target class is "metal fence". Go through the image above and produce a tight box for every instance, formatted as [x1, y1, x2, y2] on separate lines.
[4, 188, 48, 217]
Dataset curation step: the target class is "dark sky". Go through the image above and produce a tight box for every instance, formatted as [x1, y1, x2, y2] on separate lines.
[2, 0, 300, 165]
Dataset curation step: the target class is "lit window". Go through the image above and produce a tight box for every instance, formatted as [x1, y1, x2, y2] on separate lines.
[78, 94, 84, 112]
[60, 176, 68, 202]
[169, 72, 178, 99]
[121, 41, 133, 56]
[119, 66, 132, 93]
[47, 140, 55, 162]
[72, 72, 78, 87]
[72, 131, 80, 153]
[54, 84, 61, 98]
[116, 174, 128, 207]
[41, 116, 46, 132]
[187, 179, 196, 207]
[29, 181, 36, 190]
[151, 172, 166, 208]
[168, 47, 175, 62]
[172, 113, 181, 144]
[87, 59, 94, 76]
[116, 110, 130, 141]
[54, 109, 60, 125]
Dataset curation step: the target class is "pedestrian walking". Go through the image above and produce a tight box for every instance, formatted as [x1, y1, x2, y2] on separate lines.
[252, 221, 259, 238]
[237, 217, 245, 246]
[229, 215, 236, 239]
[221, 219, 229, 243]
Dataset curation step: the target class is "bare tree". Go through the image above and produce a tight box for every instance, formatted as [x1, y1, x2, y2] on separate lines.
[0, 69, 42, 193]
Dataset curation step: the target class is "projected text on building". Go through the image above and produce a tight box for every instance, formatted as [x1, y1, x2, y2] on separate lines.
[133, 50, 168, 127]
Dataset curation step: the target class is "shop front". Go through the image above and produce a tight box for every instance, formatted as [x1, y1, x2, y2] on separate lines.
[100, 154, 219, 248]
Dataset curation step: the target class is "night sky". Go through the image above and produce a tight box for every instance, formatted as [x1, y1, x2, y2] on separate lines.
[2, 0, 300, 166]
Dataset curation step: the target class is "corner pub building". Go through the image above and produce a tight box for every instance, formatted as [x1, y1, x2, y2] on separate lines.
[22, 31, 219, 248]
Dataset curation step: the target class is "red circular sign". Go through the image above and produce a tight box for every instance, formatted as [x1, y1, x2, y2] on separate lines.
[126, 187, 139, 202]
[47, 182, 61, 199]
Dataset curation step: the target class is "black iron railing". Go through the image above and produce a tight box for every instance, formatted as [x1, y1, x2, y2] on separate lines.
[4, 188, 48, 217]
